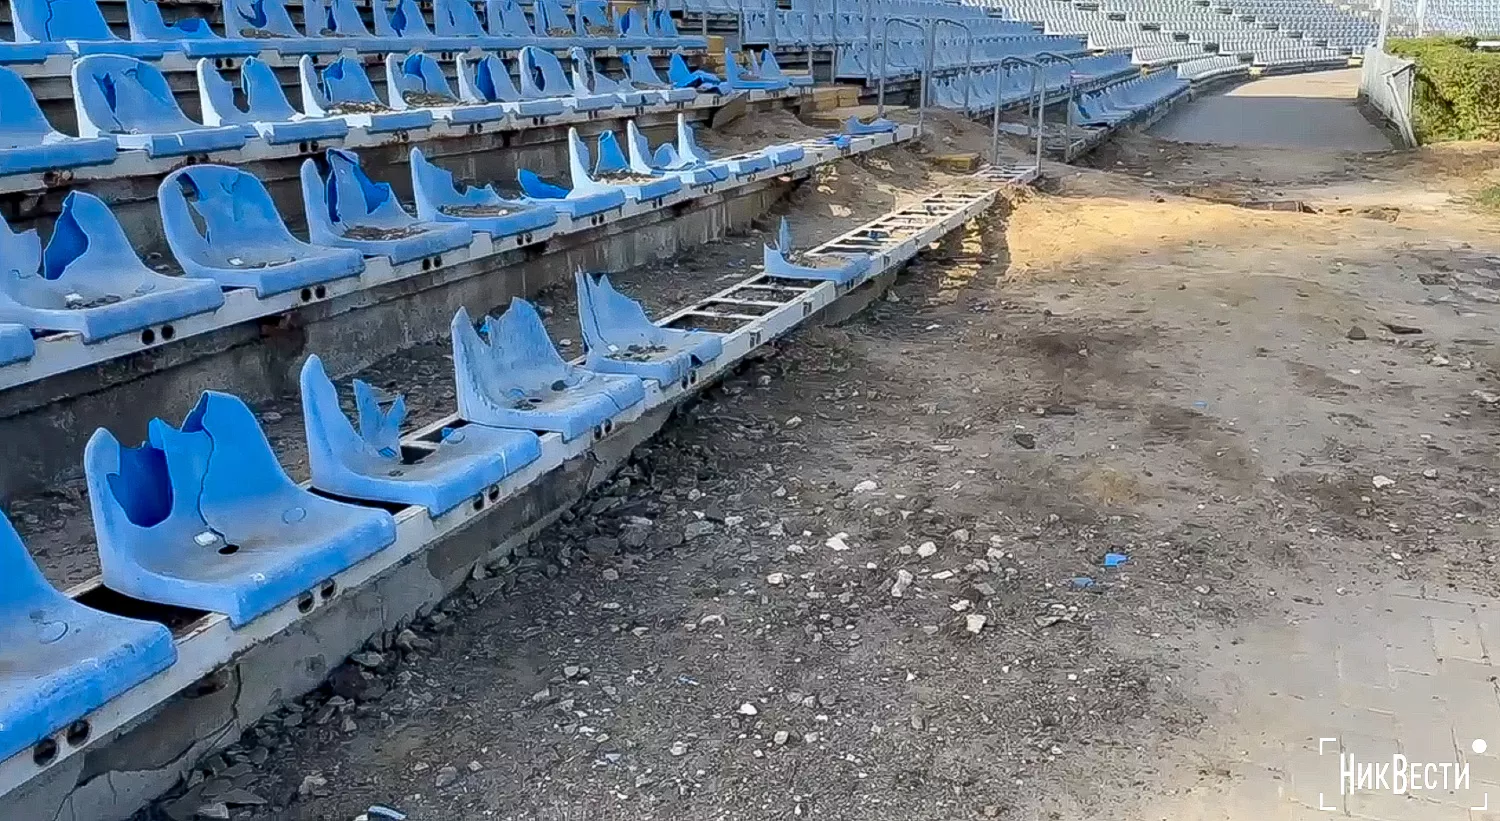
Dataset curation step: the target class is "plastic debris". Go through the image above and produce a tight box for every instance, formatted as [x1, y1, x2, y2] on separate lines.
[1070, 576, 1095, 589]
[1103, 553, 1129, 568]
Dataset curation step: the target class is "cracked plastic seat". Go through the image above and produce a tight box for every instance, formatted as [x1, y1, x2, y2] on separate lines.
[199, 57, 350, 145]
[616, 8, 675, 48]
[386, 53, 506, 125]
[576, 0, 637, 44]
[758, 50, 813, 86]
[650, 10, 705, 49]
[224, 0, 344, 54]
[302, 148, 473, 264]
[486, 0, 569, 48]
[0, 324, 35, 366]
[160, 165, 365, 297]
[73, 55, 248, 158]
[519, 46, 616, 113]
[8, 0, 168, 59]
[515, 166, 626, 220]
[667, 52, 723, 91]
[301, 355, 543, 515]
[126, 0, 263, 58]
[845, 114, 896, 134]
[0, 65, 116, 176]
[570, 47, 647, 107]
[452, 300, 645, 442]
[534, 0, 609, 47]
[300, 55, 434, 133]
[624, 120, 721, 187]
[0, 512, 177, 763]
[676, 113, 802, 173]
[373, 0, 473, 51]
[572, 127, 681, 202]
[456, 53, 566, 119]
[576, 271, 722, 387]
[621, 51, 696, 102]
[435, 0, 519, 48]
[0, 192, 226, 341]
[302, 0, 385, 51]
[763, 218, 870, 285]
[410, 147, 557, 240]
[721, 49, 789, 90]
[85, 391, 399, 627]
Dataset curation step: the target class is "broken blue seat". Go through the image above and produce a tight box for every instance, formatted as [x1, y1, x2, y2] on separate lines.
[0, 324, 35, 366]
[519, 46, 616, 114]
[573, 127, 681, 202]
[73, 56, 248, 158]
[759, 51, 813, 87]
[485, 0, 568, 48]
[721, 49, 789, 91]
[677, 113, 803, 174]
[845, 114, 896, 135]
[452, 300, 645, 441]
[515, 166, 626, 221]
[301, 355, 542, 515]
[8, 0, 168, 59]
[576, 271, 722, 388]
[0, 512, 177, 764]
[616, 8, 674, 48]
[763, 217, 869, 285]
[570, 47, 646, 107]
[456, 53, 565, 119]
[650, 9, 706, 49]
[0, 192, 226, 342]
[85, 391, 398, 628]
[410, 147, 557, 239]
[577, 0, 636, 43]
[667, 52, 722, 92]
[373, 0, 474, 52]
[386, 53, 506, 125]
[622, 51, 696, 102]
[224, 0, 343, 54]
[199, 57, 350, 145]
[302, 148, 473, 264]
[533, 0, 608, 47]
[0, 65, 116, 176]
[435, 0, 519, 48]
[126, 0, 264, 58]
[160, 165, 365, 297]
[300, 55, 434, 133]
[302, 0, 385, 51]
[624, 120, 721, 187]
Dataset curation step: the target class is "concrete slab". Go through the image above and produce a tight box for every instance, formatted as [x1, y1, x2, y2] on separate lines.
[1149, 69, 1395, 151]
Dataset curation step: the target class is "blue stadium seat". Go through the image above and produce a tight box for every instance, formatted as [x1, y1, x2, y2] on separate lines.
[373, 0, 475, 51]
[0, 512, 177, 763]
[0, 192, 226, 341]
[410, 147, 557, 239]
[572, 127, 682, 202]
[452, 300, 645, 441]
[300, 55, 435, 133]
[386, 53, 507, 125]
[622, 51, 696, 101]
[576, 271, 722, 387]
[435, 0, 519, 48]
[519, 46, 617, 113]
[0, 324, 35, 366]
[198, 57, 351, 145]
[456, 53, 567, 119]
[763, 218, 871, 285]
[486, 0, 570, 47]
[85, 391, 398, 627]
[300, 354, 543, 515]
[160, 165, 366, 297]
[624, 120, 723, 187]
[126, 0, 263, 57]
[73, 55, 249, 158]
[303, 0, 385, 51]
[0, 65, 116, 176]
[9, 0, 168, 58]
[301, 148, 474, 264]
[223, 0, 344, 54]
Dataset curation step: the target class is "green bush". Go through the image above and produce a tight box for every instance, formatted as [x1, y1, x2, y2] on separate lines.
[1388, 37, 1500, 143]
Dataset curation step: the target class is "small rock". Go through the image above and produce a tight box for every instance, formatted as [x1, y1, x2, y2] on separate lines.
[394, 629, 432, 653]
[890, 569, 914, 598]
[1473, 390, 1500, 405]
[350, 651, 384, 669]
[298, 774, 328, 798]
[467, 761, 483, 773]
[1344, 324, 1368, 341]
[434, 766, 459, 788]
[774, 730, 790, 746]
[602, 568, 620, 581]
[670, 741, 689, 757]
[852, 480, 878, 493]
[737, 702, 759, 716]
[1372, 475, 1396, 489]
[766, 572, 788, 586]
[1422, 468, 1438, 479]
[684, 520, 716, 541]
[564, 665, 581, 678]
[195, 803, 231, 820]
[965, 615, 987, 634]
[260, 411, 284, 423]
[1382, 322, 1423, 335]
[784, 416, 804, 429]
[1012, 431, 1036, 450]
[1431, 354, 1450, 367]
[825, 532, 851, 551]
[916, 541, 937, 558]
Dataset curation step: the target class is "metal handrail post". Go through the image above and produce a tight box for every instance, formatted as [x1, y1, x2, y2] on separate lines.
[864, 0, 874, 84]
[767, 0, 777, 49]
[926, 18, 973, 114]
[877, 17, 927, 128]
[830, 0, 838, 78]
[997, 55, 1043, 170]
[1033, 49, 1076, 145]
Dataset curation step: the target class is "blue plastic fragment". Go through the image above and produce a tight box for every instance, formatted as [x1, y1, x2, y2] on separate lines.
[580, 128, 681, 202]
[0, 192, 226, 341]
[126, 0, 262, 57]
[0, 511, 177, 763]
[160, 165, 365, 297]
[1070, 576, 1095, 589]
[845, 114, 897, 135]
[519, 46, 616, 112]
[85, 391, 398, 627]
[667, 52, 721, 91]
[300, 354, 542, 515]
[1103, 553, 1129, 568]
[763, 218, 871, 285]
[722, 49, 789, 91]
[0, 324, 35, 366]
[452, 300, 645, 442]
[624, 120, 720, 187]
[576, 271, 723, 387]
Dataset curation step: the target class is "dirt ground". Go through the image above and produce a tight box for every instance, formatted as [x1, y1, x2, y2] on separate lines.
[129, 101, 1500, 821]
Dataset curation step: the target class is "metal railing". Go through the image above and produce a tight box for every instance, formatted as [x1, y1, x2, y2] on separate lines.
[926, 18, 975, 114]
[1032, 49, 1077, 145]
[996, 55, 1044, 171]
[875, 17, 931, 131]
[1359, 44, 1417, 147]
